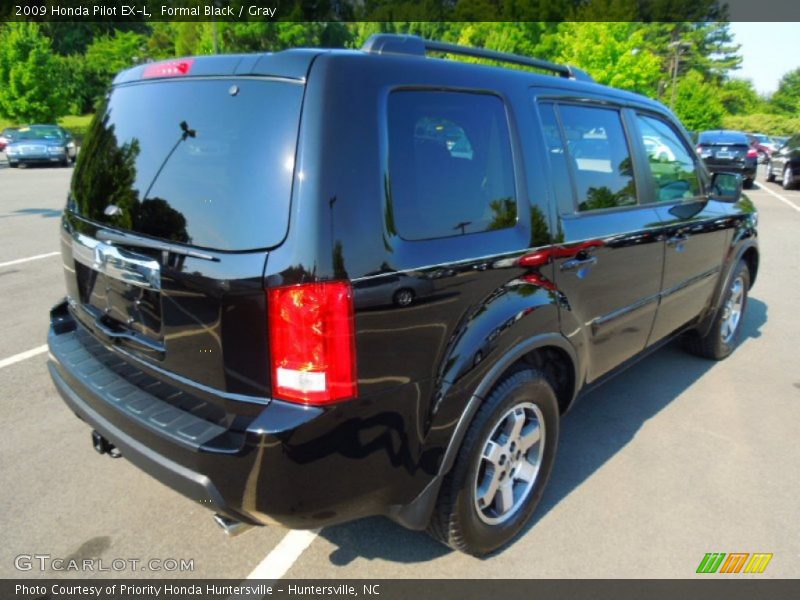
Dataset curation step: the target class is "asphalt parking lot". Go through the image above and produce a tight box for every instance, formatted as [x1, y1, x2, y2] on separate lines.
[1, 155, 798, 580]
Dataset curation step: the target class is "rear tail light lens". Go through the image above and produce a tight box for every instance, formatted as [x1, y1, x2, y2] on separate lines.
[746, 148, 758, 158]
[267, 281, 357, 405]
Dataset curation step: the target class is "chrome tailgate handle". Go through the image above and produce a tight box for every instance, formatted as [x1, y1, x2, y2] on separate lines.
[72, 233, 161, 291]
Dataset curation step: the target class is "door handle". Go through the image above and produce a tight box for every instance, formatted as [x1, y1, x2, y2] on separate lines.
[667, 234, 689, 248]
[561, 256, 598, 272]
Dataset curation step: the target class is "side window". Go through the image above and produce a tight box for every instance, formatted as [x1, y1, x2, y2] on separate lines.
[538, 102, 575, 215]
[387, 91, 517, 240]
[558, 105, 637, 212]
[635, 114, 701, 202]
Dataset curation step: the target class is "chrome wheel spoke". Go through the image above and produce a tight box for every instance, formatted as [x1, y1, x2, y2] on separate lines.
[506, 408, 526, 443]
[477, 468, 502, 507]
[482, 440, 504, 467]
[514, 459, 537, 483]
[495, 480, 515, 513]
[518, 423, 541, 452]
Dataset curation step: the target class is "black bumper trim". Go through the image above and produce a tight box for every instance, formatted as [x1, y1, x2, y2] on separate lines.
[48, 361, 251, 522]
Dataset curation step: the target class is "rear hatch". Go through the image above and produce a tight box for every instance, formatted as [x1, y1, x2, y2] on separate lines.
[60, 65, 306, 405]
[697, 132, 751, 167]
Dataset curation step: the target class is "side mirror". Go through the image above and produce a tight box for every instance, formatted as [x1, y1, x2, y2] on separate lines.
[709, 172, 742, 202]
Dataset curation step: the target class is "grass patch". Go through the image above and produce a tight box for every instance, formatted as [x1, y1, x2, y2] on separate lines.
[0, 114, 94, 144]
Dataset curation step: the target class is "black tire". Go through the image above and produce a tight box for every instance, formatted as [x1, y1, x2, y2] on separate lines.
[766, 163, 776, 182]
[427, 368, 559, 556]
[782, 166, 795, 190]
[683, 260, 749, 360]
[8, 161, 18, 168]
[393, 288, 415, 307]
[743, 178, 754, 189]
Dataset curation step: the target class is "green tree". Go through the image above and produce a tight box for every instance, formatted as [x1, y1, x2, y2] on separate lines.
[552, 22, 662, 95]
[770, 68, 800, 115]
[719, 79, 764, 116]
[0, 23, 67, 123]
[672, 70, 725, 132]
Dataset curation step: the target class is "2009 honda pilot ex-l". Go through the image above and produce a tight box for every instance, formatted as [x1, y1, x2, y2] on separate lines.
[48, 34, 759, 556]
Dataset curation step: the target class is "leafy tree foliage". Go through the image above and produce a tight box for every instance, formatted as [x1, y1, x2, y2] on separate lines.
[770, 68, 800, 115]
[0, 23, 67, 123]
[672, 70, 725, 132]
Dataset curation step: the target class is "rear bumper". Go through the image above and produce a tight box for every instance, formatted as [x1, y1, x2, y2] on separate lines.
[704, 161, 757, 180]
[47, 302, 435, 529]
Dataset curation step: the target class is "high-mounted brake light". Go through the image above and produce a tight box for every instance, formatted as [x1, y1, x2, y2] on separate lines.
[142, 59, 195, 79]
[267, 281, 357, 405]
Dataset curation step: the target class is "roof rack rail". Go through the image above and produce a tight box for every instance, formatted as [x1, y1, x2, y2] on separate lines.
[361, 34, 593, 83]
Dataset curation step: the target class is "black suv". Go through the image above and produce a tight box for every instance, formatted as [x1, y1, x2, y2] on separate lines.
[48, 35, 759, 556]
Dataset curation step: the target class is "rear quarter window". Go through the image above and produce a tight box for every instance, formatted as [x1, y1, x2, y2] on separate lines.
[386, 90, 517, 240]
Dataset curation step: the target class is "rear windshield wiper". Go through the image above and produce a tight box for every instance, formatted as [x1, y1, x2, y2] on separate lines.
[97, 229, 219, 262]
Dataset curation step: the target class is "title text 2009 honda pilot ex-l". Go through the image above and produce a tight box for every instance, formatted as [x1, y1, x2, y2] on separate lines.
[48, 35, 759, 556]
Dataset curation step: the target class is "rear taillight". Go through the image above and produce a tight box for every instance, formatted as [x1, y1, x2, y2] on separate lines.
[267, 281, 357, 405]
[746, 148, 758, 158]
[142, 59, 195, 79]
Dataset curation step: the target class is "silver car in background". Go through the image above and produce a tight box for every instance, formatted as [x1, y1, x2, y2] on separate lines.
[6, 125, 77, 168]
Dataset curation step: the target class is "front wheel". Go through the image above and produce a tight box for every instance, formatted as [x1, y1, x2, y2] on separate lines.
[684, 260, 749, 360]
[427, 368, 559, 556]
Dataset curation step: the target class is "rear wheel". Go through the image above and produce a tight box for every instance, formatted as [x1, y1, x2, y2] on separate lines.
[684, 260, 749, 360]
[8, 161, 18, 168]
[783, 166, 795, 190]
[743, 178, 754, 189]
[766, 163, 776, 182]
[427, 368, 559, 556]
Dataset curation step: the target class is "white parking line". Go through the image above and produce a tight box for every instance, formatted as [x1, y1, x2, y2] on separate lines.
[0, 345, 48, 369]
[0, 251, 60, 269]
[245, 529, 320, 580]
[754, 182, 800, 213]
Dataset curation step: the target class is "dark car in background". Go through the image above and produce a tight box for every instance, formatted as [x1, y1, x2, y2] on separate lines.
[0, 127, 18, 151]
[766, 133, 800, 189]
[47, 35, 759, 557]
[697, 130, 757, 188]
[5, 125, 77, 167]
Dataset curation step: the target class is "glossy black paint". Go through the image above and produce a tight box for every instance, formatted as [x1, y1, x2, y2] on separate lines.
[767, 133, 800, 187]
[48, 45, 759, 531]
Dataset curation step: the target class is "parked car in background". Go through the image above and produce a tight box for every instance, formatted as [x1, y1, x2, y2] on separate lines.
[746, 132, 776, 164]
[697, 130, 757, 188]
[5, 125, 77, 167]
[766, 133, 800, 189]
[0, 127, 18, 151]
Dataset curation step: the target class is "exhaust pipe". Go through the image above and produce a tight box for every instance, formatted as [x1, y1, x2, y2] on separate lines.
[213, 514, 254, 537]
[91, 431, 121, 458]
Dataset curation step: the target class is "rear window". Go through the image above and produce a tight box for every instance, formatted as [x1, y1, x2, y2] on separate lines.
[698, 131, 748, 146]
[70, 78, 303, 251]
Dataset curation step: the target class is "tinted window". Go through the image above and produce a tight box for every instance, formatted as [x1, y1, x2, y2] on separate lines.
[387, 91, 517, 240]
[698, 131, 748, 146]
[71, 79, 303, 251]
[538, 103, 575, 215]
[558, 105, 637, 212]
[636, 115, 701, 202]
